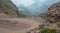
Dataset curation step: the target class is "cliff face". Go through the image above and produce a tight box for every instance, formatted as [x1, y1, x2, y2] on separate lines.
[48, 2, 60, 22]
[0, 0, 26, 18]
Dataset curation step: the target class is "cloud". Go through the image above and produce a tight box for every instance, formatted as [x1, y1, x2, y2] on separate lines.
[11, 0, 60, 7]
[39, 0, 47, 3]
[11, 0, 20, 6]
[20, 0, 34, 6]
[11, 0, 34, 6]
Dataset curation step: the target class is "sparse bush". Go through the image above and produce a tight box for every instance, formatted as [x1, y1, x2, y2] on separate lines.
[26, 31, 30, 33]
[18, 12, 26, 17]
[39, 28, 57, 33]
[39, 13, 48, 19]
[39, 24, 45, 29]
[56, 22, 60, 27]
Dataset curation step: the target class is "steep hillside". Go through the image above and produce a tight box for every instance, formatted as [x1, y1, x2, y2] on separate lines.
[48, 2, 60, 22]
[0, 0, 26, 18]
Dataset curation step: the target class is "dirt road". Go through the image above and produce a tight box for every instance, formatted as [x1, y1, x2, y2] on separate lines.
[0, 17, 45, 33]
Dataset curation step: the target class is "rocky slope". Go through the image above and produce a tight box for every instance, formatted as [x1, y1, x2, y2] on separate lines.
[48, 2, 60, 22]
[0, 0, 26, 18]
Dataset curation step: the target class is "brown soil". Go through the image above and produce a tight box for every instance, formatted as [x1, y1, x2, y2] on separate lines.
[0, 17, 45, 33]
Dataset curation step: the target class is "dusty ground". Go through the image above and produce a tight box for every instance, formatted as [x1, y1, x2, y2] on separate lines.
[0, 17, 45, 33]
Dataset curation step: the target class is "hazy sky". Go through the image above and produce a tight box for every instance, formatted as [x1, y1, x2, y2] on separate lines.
[11, 0, 34, 6]
[11, 0, 60, 6]
[11, 0, 49, 6]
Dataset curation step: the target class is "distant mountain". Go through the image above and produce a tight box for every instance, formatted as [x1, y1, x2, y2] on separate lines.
[29, 2, 49, 16]
[28, 0, 60, 16]
[17, 2, 49, 17]
[0, 0, 26, 18]
[11, 0, 60, 17]
[17, 4, 33, 17]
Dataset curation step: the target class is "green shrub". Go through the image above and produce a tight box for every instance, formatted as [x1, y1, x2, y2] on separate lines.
[56, 22, 60, 27]
[39, 24, 45, 29]
[39, 28, 57, 33]
[26, 31, 30, 33]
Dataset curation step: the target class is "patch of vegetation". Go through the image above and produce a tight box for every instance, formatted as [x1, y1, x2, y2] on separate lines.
[26, 31, 30, 33]
[0, 8, 17, 16]
[18, 12, 26, 17]
[0, 1, 17, 16]
[56, 22, 60, 27]
[39, 24, 45, 29]
[39, 28, 57, 33]
[39, 13, 48, 18]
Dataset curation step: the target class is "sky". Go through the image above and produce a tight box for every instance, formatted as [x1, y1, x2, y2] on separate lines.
[11, 0, 34, 6]
[11, 0, 60, 7]
[11, 0, 49, 6]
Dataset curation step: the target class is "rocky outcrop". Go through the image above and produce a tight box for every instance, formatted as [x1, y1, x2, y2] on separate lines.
[48, 2, 60, 22]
